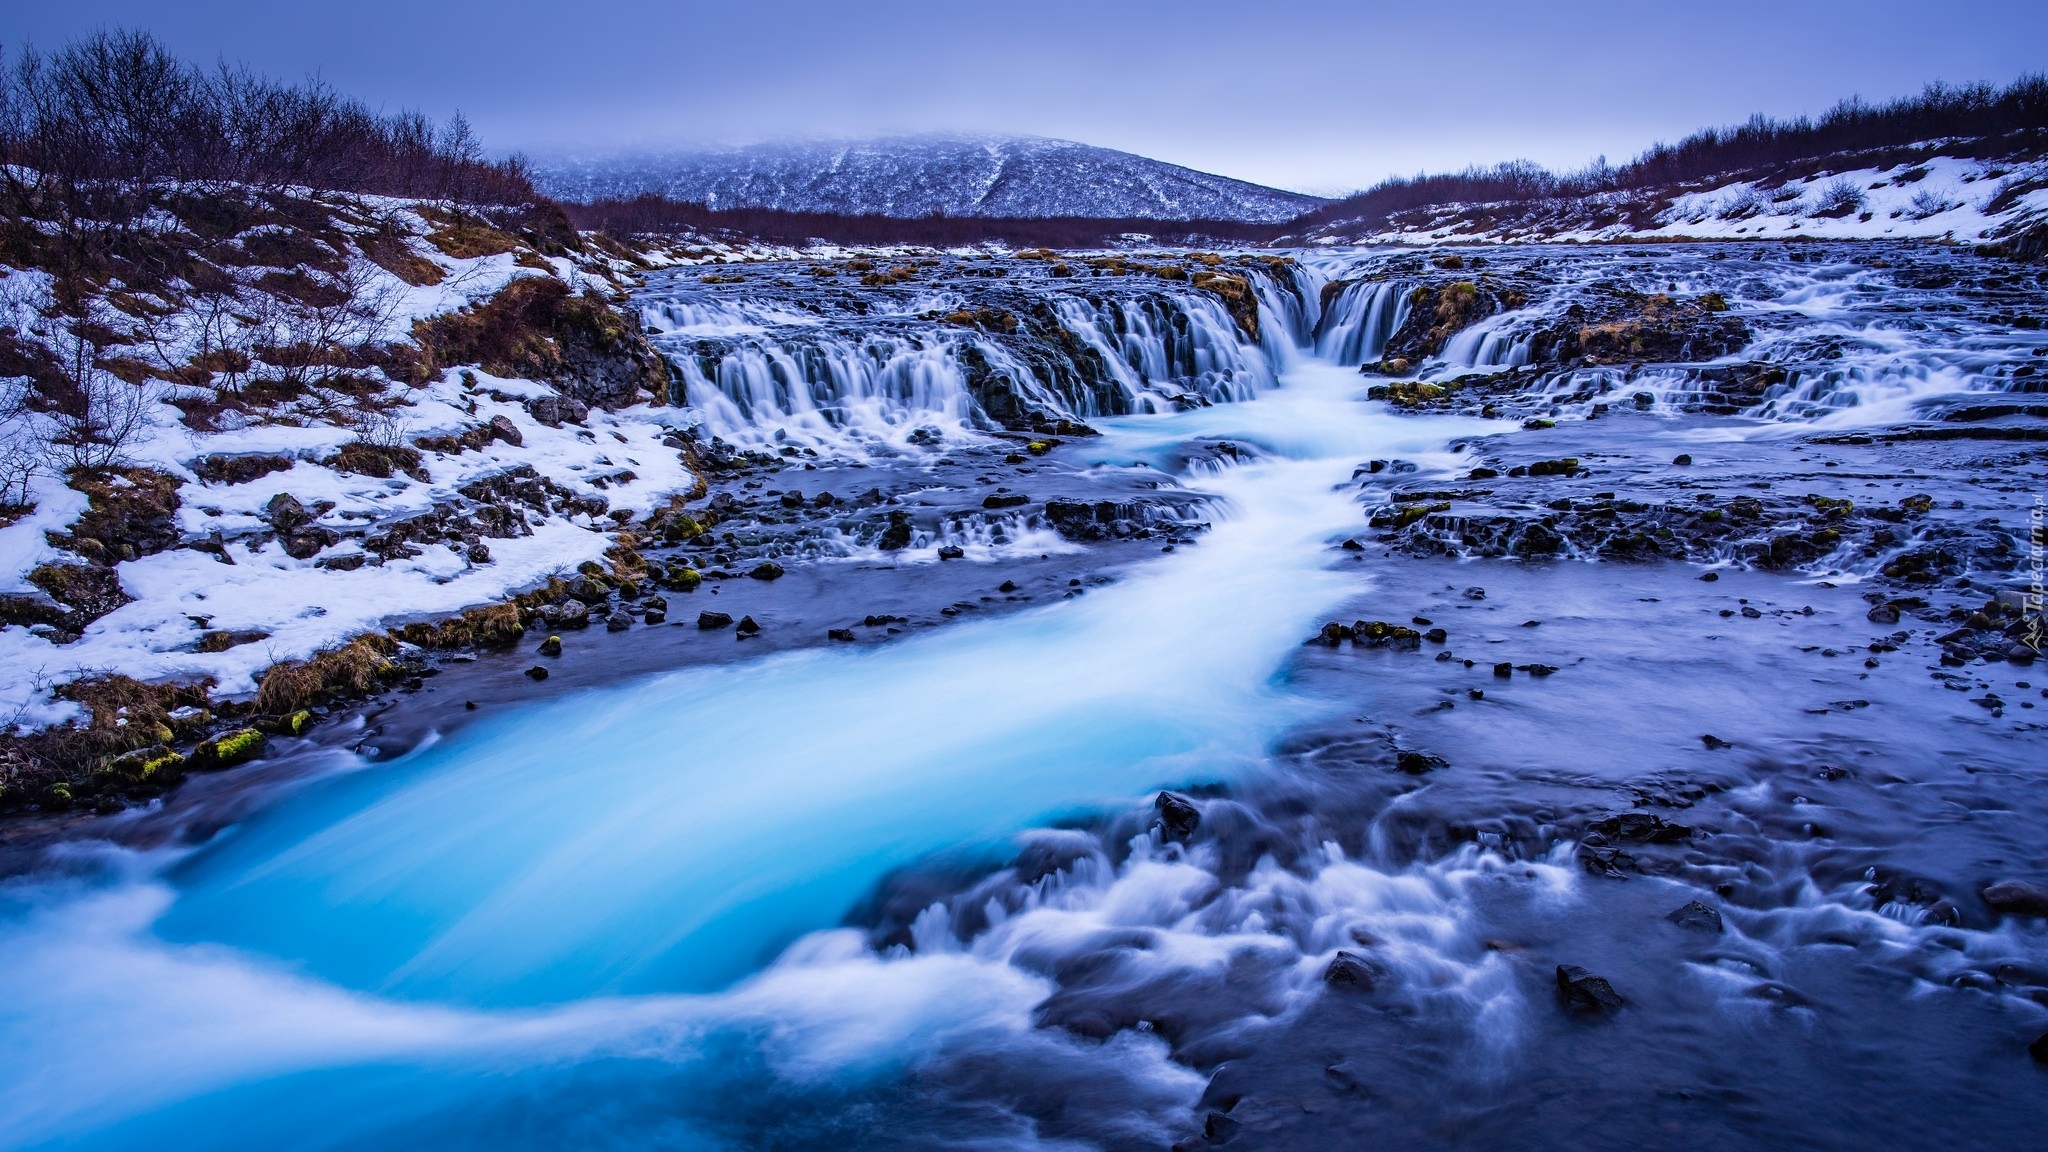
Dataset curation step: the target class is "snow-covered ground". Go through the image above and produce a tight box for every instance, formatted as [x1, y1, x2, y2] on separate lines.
[0, 192, 701, 730]
[1305, 153, 2048, 246]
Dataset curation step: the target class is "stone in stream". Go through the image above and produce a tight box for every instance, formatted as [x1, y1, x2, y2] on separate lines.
[1396, 750, 1447, 774]
[1324, 950, 1388, 990]
[644, 610, 666, 625]
[828, 628, 856, 641]
[1667, 900, 1725, 933]
[537, 635, 562, 657]
[1983, 880, 2048, 917]
[1154, 792, 1201, 842]
[749, 561, 785, 581]
[1493, 662, 1513, 677]
[938, 545, 965, 560]
[523, 666, 549, 681]
[605, 612, 632, 632]
[1701, 734, 1733, 749]
[1556, 965, 1624, 1014]
[697, 610, 734, 630]
[998, 580, 1018, 592]
[2032, 1033, 2048, 1065]
[1590, 812, 1692, 843]
[735, 615, 761, 637]
[879, 510, 914, 550]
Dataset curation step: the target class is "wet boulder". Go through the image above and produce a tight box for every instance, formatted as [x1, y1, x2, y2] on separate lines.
[1589, 813, 1693, 844]
[565, 574, 611, 604]
[1323, 950, 1388, 991]
[697, 610, 733, 630]
[1395, 749, 1447, 774]
[879, 510, 914, 551]
[1155, 791, 1201, 842]
[1667, 900, 1724, 933]
[1556, 964, 1624, 1013]
[1983, 880, 2048, 917]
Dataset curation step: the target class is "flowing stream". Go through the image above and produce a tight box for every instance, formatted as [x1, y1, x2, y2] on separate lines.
[5, 243, 2045, 1150]
[0, 323, 1496, 1148]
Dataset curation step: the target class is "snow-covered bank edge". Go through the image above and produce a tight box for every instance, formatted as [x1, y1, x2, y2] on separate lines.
[0, 180, 714, 811]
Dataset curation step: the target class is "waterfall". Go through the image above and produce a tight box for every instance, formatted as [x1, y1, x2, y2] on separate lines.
[1313, 280, 1411, 365]
[1050, 292, 1273, 412]
[1437, 312, 1533, 373]
[647, 268, 1279, 447]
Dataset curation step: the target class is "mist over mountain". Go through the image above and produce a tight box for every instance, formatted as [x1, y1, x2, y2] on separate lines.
[532, 135, 1328, 223]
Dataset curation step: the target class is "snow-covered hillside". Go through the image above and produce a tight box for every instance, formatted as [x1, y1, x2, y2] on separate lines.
[535, 135, 1327, 223]
[1292, 153, 2048, 248]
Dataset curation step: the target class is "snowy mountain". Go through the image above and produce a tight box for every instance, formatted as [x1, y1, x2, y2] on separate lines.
[533, 136, 1326, 223]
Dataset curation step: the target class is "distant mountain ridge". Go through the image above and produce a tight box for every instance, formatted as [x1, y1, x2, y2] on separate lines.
[533, 135, 1327, 223]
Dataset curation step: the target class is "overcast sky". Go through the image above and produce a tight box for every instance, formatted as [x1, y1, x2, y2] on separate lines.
[5, 1, 2043, 195]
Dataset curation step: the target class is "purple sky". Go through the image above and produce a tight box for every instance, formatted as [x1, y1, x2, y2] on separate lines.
[5, 0, 2042, 194]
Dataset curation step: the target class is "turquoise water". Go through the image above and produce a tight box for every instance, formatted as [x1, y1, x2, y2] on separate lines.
[0, 360, 1492, 1149]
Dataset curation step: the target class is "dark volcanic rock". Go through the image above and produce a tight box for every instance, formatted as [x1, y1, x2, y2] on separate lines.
[1155, 791, 1201, 842]
[697, 610, 734, 630]
[1323, 950, 1388, 991]
[1667, 900, 1725, 933]
[1589, 812, 1693, 844]
[1556, 964, 1625, 1013]
[1983, 880, 2048, 917]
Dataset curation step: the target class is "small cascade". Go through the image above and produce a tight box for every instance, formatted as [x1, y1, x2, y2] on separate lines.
[643, 298, 823, 337]
[1248, 260, 1323, 358]
[1313, 280, 1411, 365]
[1437, 313, 1533, 373]
[643, 263, 1287, 451]
[1051, 293, 1273, 412]
[668, 332, 1027, 450]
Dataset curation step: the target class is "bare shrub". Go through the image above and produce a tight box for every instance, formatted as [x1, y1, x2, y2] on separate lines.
[46, 327, 157, 471]
[1813, 176, 1867, 217]
[1908, 187, 1961, 218]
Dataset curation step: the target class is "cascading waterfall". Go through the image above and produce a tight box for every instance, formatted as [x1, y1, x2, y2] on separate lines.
[1437, 312, 1533, 373]
[1312, 280, 1411, 365]
[643, 278, 1285, 451]
[666, 331, 1037, 447]
[1051, 293, 1273, 412]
